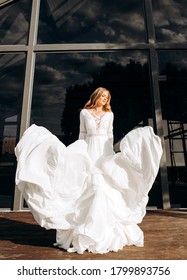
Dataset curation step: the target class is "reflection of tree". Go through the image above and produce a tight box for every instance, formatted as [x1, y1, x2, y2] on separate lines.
[160, 62, 187, 122]
[61, 83, 92, 144]
[61, 60, 150, 145]
[159, 61, 187, 205]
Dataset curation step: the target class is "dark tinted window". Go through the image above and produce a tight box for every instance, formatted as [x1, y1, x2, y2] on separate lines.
[0, 0, 32, 45]
[0, 53, 25, 208]
[38, 0, 146, 43]
[31, 51, 151, 145]
[152, 0, 187, 43]
[158, 51, 187, 207]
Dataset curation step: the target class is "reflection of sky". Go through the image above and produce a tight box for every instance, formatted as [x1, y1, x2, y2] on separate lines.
[0, 53, 25, 139]
[1, 0, 187, 44]
[35, 51, 148, 87]
[38, 0, 145, 43]
[152, 0, 187, 43]
[32, 51, 148, 134]
[34, 51, 148, 95]
[0, 54, 25, 110]
[0, 0, 31, 44]
[38, 0, 187, 44]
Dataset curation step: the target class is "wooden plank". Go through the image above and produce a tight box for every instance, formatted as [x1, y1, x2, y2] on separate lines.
[0, 210, 187, 260]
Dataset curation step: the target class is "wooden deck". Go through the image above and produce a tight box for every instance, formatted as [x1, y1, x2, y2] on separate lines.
[0, 210, 187, 260]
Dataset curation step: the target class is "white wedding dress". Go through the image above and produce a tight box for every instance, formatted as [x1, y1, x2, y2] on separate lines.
[15, 109, 163, 254]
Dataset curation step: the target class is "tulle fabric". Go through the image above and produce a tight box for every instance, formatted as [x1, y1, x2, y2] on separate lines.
[15, 121, 162, 254]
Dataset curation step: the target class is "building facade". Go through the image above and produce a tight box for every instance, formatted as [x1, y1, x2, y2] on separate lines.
[0, 0, 187, 210]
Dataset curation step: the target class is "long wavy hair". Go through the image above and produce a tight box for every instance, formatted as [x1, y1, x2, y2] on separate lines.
[84, 87, 112, 112]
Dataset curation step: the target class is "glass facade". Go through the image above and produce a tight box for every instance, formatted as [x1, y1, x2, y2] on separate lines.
[158, 51, 187, 207]
[0, 53, 26, 208]
[152, 0, 187, 43]
[31, 51, 151, 144]
[38, 0, 146, 44]
[0, 0, 187, 210]
[0, 0, 31, 45]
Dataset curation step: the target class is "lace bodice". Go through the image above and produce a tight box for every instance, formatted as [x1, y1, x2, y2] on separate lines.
[79, 109, 113, 140]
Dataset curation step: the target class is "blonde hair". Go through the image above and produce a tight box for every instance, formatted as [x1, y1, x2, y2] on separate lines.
[84, 87, 112, 112]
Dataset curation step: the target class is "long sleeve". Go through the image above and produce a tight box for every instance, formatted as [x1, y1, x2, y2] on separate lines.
[108, 112, 114, 145]
[79, 110, 87, 140]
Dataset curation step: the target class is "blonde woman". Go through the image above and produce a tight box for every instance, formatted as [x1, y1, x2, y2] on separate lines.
[79, 87, 114, 163]
[15, 87, 163, 254]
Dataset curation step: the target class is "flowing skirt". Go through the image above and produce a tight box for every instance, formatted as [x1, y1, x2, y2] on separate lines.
[15, 124, 162, 254]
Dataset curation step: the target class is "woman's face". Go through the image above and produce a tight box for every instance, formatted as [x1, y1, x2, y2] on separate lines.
[96, 91, 109, 107]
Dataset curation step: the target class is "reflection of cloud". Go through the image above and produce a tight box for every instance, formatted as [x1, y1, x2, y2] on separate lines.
[34, 83, 66, 106]
[161, 28, 186, 43]
[109, 12, 145, 41]
[153, 0, 187, 42]
[125, 13, 144, 31]
[81, 1, 101, 20]
[116, 52, 147, 67]
[35, 65, 64, 84]
[163, 0, 187, 26]
[38, 0, 145, 43]
[153, 0, 186, 25]
[152, 11, 169, 27]
[97, 22, 116, 37]
[57, 52, 148, 85]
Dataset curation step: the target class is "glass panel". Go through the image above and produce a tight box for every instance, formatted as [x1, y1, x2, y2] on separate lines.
[0, 0, 32, 45]
[32, 51, 151, 142]
[31, 51, 161, 206]
[158, 51, 187, 208]
[38, 0, 146, 44]
[0, 53, 25, 209]
[152, 0, 187, 43]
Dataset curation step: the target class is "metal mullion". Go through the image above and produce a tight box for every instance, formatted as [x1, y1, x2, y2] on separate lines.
[34, 42, 150, 52]
[144, 0, 170, 209]
[155, 43, 187, 50]
[19, 0, 40, 137]
[143, 0, 155, 44]
[0, 0, 16, 8]
[149, 47, 170, 210]
[13, 0, 41, 210]
[0, 45, 28, 52]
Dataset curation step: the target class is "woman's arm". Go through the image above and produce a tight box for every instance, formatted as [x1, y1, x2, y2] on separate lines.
[78, 110, 86, 140]
[108, 112, 114, 145]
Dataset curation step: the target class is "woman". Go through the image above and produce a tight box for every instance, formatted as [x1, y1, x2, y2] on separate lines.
[79, 87, 114, 163]
[15, 87, 163, 254]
